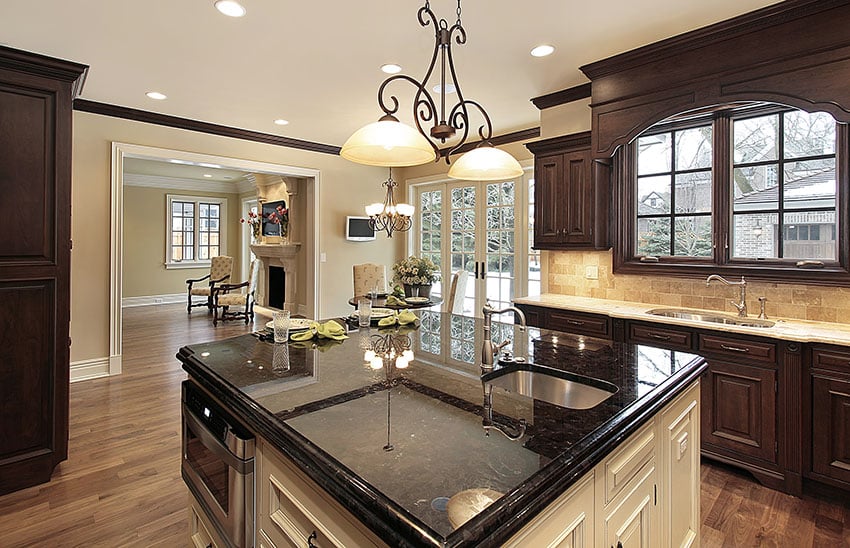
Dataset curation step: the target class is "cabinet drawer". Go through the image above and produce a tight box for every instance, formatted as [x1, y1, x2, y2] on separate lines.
[811, 346, 850, 375]
[546, 309, 610, 338]
[601, 423, 656, 506]
[629, 323, 693, 351]
[698, 334, 776, 365]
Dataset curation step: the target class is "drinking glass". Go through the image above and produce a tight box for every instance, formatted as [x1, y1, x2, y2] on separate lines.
[358, 299, 372, 328]
[272, 343, 290, 373]
[273, 310, 291, 343]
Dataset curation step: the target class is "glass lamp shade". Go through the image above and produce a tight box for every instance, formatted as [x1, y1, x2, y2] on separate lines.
[365, 203, 384, 216]
[447, 145, 524, 181]
[341, 119, 437, 167]
[396, 203, 415, 216]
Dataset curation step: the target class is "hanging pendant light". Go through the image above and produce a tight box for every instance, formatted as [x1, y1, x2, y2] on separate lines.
[341, 0, 523, 180]
[366, 168, 414, 238]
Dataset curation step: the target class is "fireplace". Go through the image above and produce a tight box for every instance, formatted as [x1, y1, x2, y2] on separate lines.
[268, 266, 286, 310]
[249, 243, 300, 312]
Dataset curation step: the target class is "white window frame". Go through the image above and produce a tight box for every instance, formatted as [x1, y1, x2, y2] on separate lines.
[165, 194, 228, 269]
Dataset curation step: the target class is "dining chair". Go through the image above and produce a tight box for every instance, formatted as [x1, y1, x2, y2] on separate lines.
[212, 259, 259, 326]
[186, 255, 234, 313]
[353, 263, 387, 297]
[444, 270, 470, 315]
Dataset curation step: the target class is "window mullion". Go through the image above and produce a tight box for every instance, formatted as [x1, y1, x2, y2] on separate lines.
[714, 115, 732, 265]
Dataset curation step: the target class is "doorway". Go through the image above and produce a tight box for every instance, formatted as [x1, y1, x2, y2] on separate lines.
[109, 142, 321, 376]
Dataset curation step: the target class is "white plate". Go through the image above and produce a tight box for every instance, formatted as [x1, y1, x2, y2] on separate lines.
[349, 307, 394, 320]
[405, 296, 430, 304]
[265, 318, 314, 332]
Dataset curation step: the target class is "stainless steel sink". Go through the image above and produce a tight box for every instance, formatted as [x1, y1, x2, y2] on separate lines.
[646, 308, 775, 328]
[484, 366, 618, 410]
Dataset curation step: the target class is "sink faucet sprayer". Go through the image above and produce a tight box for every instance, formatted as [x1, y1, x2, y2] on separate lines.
[705, 275, 748, 317]
[481, 300, 527, 373]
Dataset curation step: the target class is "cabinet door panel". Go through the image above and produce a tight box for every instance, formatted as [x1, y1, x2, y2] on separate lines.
[601, 464, 657, 548]
[662, 385, 700, 548]
[534, 154, 563, 246]
[564, 150, 593, 245]
[812, 376, 850, 484]
[702, 361, 777, 463]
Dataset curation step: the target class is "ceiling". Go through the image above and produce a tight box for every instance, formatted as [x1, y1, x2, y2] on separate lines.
[2, 0, 779, 151]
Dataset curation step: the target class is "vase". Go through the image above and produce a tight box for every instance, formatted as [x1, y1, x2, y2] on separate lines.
[403, 284, 431, 298]
[417, 284, 432, 299]
[403, 284, 415, 298]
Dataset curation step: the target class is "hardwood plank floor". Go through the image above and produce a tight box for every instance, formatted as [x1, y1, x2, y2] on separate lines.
[1, 304, 848, 547]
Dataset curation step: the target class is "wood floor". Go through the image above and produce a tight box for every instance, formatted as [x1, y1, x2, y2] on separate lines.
[0, 304, 848, 547]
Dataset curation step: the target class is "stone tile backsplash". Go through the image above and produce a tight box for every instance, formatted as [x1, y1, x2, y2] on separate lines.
[548, 250, 849, 324]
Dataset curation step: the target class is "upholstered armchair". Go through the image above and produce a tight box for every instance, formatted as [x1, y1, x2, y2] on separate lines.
[212, 260, 258, 326]
[353, 263, 387, 297]
[186, 255, 234, 313]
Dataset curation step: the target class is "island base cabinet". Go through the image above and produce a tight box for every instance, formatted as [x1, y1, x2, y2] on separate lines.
[256, 438, 386, 548]
[600, 464, 657, 548]
[189, 495, 227, 548]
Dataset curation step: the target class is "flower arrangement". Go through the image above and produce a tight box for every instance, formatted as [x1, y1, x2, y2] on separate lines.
[240, 211, 262, 241]
[392, 256, 441, 286]
[267, 204, 290, 237]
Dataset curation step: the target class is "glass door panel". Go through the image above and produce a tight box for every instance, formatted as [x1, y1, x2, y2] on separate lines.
[484, 180, 517, 311]
[448, 183, 478, 315]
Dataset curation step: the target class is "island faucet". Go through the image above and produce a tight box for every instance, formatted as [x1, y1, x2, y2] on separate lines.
[481, 300, 527, 373]
[705, 274, 747, 317]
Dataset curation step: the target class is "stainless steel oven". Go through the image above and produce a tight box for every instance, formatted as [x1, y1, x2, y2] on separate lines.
[182, 380, 255, 548]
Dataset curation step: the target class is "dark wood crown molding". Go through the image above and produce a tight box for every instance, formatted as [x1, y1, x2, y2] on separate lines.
[530, 83, 592, 110]
[524, 131, 591, 155]
[0, 45, 88, 96]
[73, 99, 342, 156]
[581, 0, 846, 80]
[439, 126, 540, 157]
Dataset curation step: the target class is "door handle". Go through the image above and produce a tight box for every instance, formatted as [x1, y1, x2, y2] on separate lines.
[474, 261, 479, 279]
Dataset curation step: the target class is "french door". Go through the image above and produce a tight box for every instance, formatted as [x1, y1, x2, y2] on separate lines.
[414, 171, 531, 318]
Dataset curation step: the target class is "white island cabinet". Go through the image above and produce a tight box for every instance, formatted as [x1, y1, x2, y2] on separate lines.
[253, 380, 700, 548]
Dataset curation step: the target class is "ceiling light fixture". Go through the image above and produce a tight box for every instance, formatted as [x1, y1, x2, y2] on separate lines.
[214, 0, 246, 17]
[145, 91, 167, 100]
[365, 168, 414, 237]
[530, 44, 555, 57]
[381, 64, 402, 74]
[341, 0, 523, 181]
[274, 119, 289, 126]
[203, 174, 213, 178]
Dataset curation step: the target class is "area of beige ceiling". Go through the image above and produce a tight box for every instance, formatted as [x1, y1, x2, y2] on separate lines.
[123, 157, 251, 184]
[2, 0, 778, 148]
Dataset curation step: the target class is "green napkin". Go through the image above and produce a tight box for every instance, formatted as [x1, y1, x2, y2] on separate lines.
[385, 295, 407, 306]
[288, 320, 348, 341]
[377, 309, 419, 327]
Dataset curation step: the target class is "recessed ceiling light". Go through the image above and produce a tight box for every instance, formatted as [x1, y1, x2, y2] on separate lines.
[169, 159, 190, 164]
[145, 91, 167, 100]
[381, 64, 402, 74]
[274, 119, 289, 126]
[531, 44, 555, 57]
[198, 163, 222, 169]
[203, 174, 213, 178]
[214, 0, 246, 17]
[433, 83, 456, 94]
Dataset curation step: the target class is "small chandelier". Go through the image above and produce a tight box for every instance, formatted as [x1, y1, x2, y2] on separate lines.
[341, 0, 523, 181]
[366, 168, 414, 237]
[364, 332, 414, 371]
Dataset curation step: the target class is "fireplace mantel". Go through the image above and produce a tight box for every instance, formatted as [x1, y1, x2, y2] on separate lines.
[250, 242, 302, 314]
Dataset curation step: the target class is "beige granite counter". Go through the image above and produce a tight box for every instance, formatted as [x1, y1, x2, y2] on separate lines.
[514, 293, 850, 346]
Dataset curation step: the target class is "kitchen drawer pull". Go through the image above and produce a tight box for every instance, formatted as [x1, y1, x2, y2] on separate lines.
[307, 531, 318, 547]
[720, 343, 750, 353]
[650, 333, 671, 341]
[566, 319, 585, 326]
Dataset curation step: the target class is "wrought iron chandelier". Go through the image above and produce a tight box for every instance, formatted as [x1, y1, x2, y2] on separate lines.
[365, 168, 414, 237]
[341, 0, 523, 181]
[364, 331, 414, 371]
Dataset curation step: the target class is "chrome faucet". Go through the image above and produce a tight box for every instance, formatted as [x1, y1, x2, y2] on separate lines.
[706, 275, 747, 317]
[481, 300, 527, 373]
[482, 383, 527, 440]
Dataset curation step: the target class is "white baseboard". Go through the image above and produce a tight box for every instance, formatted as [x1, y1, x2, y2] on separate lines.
[70, 357, 111, 382]
[122, 293, 186, 308]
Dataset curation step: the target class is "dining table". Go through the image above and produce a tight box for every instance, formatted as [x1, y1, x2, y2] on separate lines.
[348, 294, 443, 310]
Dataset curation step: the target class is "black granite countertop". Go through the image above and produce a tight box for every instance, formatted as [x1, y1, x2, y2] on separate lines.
[178, 311, 706, 547]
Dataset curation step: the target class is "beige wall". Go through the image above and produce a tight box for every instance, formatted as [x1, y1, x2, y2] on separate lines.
[71, 111, 399, 363]
[122, 186, 241, 298]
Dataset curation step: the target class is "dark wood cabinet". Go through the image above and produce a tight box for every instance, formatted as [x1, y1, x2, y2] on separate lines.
[701, 360, 777, 464]
[0, 46, 87, 495]
[516, 304, 611, 339]
[808, 345, 850, 489]
[526, 132, 609, 250]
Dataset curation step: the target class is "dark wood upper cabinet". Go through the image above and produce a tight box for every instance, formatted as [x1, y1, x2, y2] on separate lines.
[0, 46, 87, 495]
[526, 132, 610, 250]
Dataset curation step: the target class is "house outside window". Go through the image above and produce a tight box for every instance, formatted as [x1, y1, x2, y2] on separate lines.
[166, 194, 227, 268]
[623, 103, 842, 281]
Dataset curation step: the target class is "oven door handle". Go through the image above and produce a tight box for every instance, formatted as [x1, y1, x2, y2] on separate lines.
[183, 404, 254, 474]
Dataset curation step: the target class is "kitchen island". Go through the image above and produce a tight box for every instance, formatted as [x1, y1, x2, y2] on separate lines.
[179, 311, 706, 547]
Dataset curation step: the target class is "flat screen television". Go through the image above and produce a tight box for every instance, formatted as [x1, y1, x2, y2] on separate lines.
[346, 216, 376, 241]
